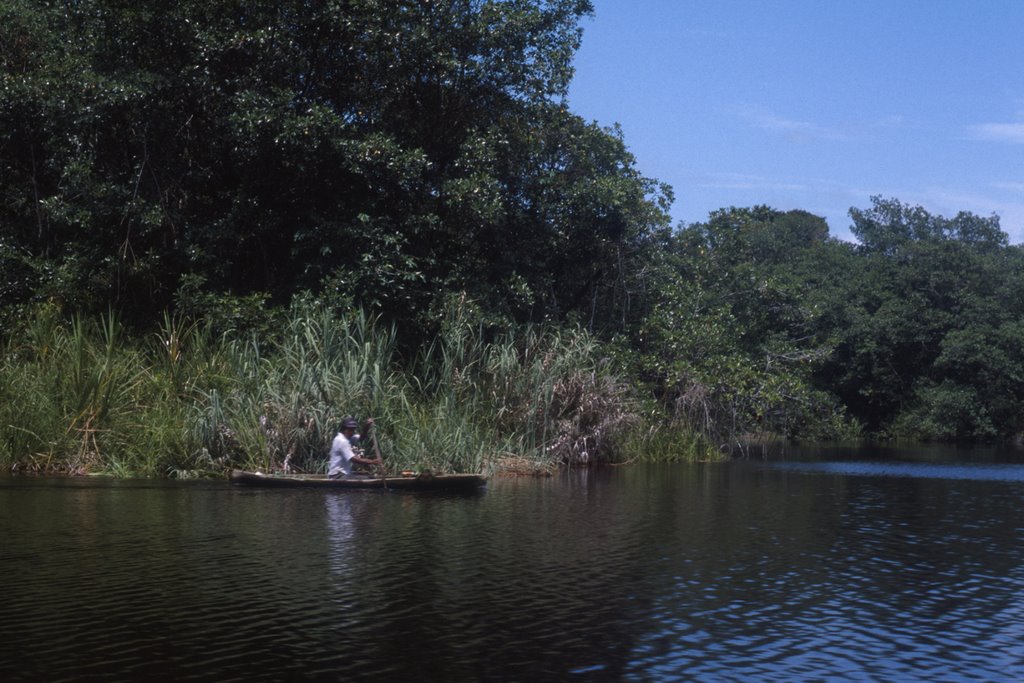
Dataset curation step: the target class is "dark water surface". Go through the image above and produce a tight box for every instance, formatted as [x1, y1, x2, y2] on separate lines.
[3, 452, 1024, 681]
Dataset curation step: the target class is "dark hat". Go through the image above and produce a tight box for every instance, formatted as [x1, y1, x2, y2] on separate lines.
[341, 417, 358, 430]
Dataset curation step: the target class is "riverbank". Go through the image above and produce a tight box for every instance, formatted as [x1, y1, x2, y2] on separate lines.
[1, 305, 721, 478]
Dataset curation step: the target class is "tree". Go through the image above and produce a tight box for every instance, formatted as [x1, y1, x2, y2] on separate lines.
[3, 0, 676, 340]
[626, 207, 851, 447]
[820, 197, 1022, 439]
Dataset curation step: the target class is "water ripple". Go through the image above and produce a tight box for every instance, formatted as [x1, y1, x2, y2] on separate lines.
[772, 459, 1024, 482]
[3, 468, 1024, 681]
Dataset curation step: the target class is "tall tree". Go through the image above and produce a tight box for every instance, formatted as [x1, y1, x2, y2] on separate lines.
[820, 197, 1022, 439]
[627, 206, 850, 446]
[1, 0, 668, 336]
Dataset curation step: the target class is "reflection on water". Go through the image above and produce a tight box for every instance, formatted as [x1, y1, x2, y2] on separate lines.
[2, 455, 1023, 681]
[325, 494, 356, 576]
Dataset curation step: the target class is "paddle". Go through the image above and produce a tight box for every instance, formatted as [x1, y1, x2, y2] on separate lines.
[370, 420, 387, 490]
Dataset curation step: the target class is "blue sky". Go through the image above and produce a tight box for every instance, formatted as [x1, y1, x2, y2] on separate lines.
[568, 0, 1024, 242]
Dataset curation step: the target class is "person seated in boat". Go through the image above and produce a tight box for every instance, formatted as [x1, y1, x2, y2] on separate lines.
[328, 417, 381, 478]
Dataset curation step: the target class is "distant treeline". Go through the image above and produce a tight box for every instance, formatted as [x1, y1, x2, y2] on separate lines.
[2, 1, 1023, 475]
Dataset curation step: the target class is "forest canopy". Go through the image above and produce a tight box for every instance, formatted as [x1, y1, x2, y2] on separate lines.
[3, 0, 1024, 473]
[1, 0, 669, 335]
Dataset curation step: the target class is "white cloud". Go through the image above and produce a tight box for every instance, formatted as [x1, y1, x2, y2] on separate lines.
[696, 172, 807, 192]
[993, 181, 1024, 193]
[967, 122, 1024, 144]
[696, 172, 873, 203]
[733, 105, 909, 143]
[737, 106, 854, 142]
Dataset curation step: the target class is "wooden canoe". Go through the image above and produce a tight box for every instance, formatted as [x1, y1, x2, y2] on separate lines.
[229, 469, 487, 492]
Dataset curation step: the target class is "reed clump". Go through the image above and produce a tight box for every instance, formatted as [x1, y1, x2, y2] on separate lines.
[412, 295, 645, 469]
[0, 300, 712, 477]
[184, 299, 641, 475]
[185, 306, 401, 474]
[0, 307, 198, 476]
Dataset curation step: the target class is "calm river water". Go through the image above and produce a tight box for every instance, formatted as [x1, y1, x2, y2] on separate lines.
[3, 447, 1024, 681]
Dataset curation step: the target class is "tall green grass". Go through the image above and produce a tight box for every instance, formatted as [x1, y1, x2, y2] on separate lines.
[0, 299, 717, 477]
[186, 307, 401, 474]
[408, 298, 646, 470]
[178, 298, 651, 475]
[0, 308, 197, 475]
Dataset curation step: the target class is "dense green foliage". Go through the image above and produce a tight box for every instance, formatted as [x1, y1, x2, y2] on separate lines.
[0, 301, 651, 476]
[622, 207, 857, 452]
[3, 2, 1024, 475]
[639, 199, 1024, 445]
[821, 199, 1024, 440]
[1, 0, 668, 338]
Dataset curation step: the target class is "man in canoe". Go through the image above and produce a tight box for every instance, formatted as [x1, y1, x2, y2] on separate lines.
[328, 417, 382, 478]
